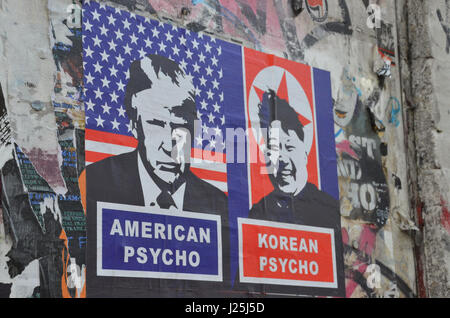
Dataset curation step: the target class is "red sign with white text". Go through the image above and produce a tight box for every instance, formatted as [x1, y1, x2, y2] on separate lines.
[238, 218, 337, 288]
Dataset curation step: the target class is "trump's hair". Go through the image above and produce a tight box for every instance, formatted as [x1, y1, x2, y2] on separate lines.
[124, 54, 197, 132]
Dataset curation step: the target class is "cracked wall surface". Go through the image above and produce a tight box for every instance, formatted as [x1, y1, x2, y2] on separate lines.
[0, 0, 442, 298]
[402, 0, 450, 298]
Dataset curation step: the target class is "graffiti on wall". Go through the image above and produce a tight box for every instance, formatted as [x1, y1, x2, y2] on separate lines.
[437, 0, 450, 54]
[0, 0, 89, 298]
[304, 0, 329, 22]
[124, 0, 354, 60]
[0, 0, 414, 298]
[50, 0, 86, 298]
[140, 0, 398, 65]
[331, 65, 414, 297]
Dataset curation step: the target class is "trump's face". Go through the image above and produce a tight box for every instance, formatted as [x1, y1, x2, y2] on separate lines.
[131, 73, 194, 185]
[267, 120, 308, 196]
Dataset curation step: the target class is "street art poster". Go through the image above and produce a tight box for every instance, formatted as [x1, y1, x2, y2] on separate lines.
[82, 1, 344, 297]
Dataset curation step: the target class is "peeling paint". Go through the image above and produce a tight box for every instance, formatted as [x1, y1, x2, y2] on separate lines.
[2, 0, 446, 298]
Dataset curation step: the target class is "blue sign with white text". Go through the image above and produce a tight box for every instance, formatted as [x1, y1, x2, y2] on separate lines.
[98, 204, 222, 281]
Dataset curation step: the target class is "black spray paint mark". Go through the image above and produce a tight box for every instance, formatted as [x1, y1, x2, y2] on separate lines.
[361, 0, 370, 8]
[322, 0, 352, 35]
[274, 0, 304, 60]
[181, 0, 353, 61]
[377, 21, 396, 63]
[0, 283, 12, 298]
[380, 143, 388, 156]
[346, 267, 376, 296]
[376, 259, 416, 298]
[75, 128, 85, 177]
[235, 0, 267, 35]
[106, 0, 138, 12]
[0, 83, 11, 147]
[298, 0, 353, 59]
[392, 173, 402, 190]
[291, 0, 304, 17]
[343, 244, 416, 298]
[437, 2, 450, 54]
[305, 0, 329, 23]
[186, 1, 235, 40]
[101, 0, 159, 15]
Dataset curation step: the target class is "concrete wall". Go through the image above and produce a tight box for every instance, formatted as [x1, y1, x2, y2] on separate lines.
[0, 0, 423, 297]
[402, 0, 450, 298]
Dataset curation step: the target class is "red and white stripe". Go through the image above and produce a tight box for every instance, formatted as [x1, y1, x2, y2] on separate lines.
[85, 129, 228, 194]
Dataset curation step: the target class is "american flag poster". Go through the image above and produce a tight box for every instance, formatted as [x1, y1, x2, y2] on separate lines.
[83, 2, 227, 193]
[83, 0, 344, 298]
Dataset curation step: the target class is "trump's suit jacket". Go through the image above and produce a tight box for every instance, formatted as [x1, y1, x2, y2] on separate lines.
[85, 150, 231, 297]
